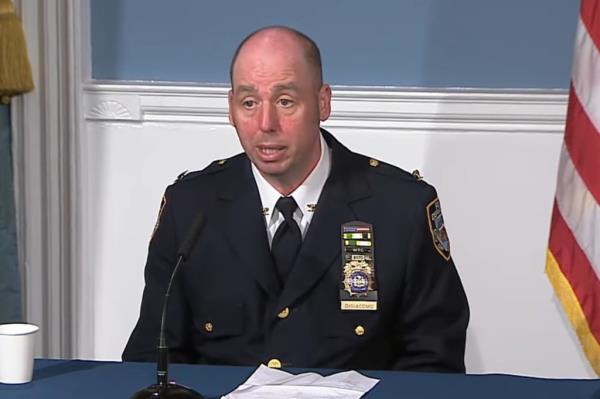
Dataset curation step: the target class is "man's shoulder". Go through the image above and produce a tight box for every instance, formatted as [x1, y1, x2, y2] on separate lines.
[170, 153, 247, 186]
[324, 129, 429, 190]
[347, 150, 430, 190]
[163, 153, 248, 199]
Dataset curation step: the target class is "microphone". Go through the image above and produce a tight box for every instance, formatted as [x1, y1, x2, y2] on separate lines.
[131, 212, 206, 399]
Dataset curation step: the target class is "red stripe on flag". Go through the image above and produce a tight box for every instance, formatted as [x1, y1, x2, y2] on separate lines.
[564, 84, 600, 204]
[581, 0, 600, 52]
[549, 202, 600, 343]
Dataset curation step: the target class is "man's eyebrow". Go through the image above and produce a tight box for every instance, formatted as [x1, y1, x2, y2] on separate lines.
[233, 83, 299, 96]
[234, 85, 257, 95]
[272, 83, 299, 93]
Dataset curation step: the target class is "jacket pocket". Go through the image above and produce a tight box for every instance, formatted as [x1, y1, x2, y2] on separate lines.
[195, 301, 244, 338]
[316, 309, 378, 339]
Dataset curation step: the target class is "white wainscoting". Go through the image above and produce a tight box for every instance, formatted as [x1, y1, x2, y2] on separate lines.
[80, 82, 592, 378]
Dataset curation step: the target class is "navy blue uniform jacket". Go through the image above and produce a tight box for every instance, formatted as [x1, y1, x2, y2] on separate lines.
[123, 130, 469, 372]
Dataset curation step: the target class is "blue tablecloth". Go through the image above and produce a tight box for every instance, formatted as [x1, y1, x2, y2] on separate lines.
[0, 359, 599, 398]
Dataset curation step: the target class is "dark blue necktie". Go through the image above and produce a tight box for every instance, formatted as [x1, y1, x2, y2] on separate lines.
[271, 197, 302, 283]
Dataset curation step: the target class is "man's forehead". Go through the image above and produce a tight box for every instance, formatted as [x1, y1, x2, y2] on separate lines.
[232, 51, 311, 90]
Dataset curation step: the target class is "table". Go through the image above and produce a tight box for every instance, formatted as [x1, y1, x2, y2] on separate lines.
[0, 359, 599, 398]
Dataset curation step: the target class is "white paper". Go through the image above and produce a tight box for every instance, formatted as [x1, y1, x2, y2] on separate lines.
[221, 365, 379, 399]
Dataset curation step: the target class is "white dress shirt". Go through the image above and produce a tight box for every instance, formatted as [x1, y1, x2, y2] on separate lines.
[252, 132, 332, 247]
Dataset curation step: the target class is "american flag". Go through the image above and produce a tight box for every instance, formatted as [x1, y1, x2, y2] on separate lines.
[546, 0, 600, 375]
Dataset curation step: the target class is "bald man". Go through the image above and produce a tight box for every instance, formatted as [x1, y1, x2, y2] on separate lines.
[123, 26, 469, 373]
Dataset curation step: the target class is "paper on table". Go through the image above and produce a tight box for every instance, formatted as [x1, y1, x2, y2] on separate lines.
[221, 364, 379, 399]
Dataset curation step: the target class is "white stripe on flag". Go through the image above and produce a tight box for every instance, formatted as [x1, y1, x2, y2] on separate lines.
[555, 145, 600, 276]
[572, 17, 600, 134]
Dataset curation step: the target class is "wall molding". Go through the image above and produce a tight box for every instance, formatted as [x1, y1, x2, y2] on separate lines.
[84, 81, 568, 133]
[12, 0, 90, 359]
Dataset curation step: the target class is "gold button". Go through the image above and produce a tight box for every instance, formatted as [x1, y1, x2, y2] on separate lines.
[355, 325, 365, 336]
[277, 307, 290, 319]
[267, 358, 282, 368]
[218, 159, 227, 165]
[204, 322, 213, 332]
[369, 159, 379, 167]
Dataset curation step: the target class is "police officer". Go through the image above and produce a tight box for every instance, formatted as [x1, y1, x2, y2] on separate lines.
[123, 26, 469, 372]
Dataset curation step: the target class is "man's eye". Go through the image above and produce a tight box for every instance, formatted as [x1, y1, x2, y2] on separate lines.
[278, 98, 293, 107]
[242, 100, 256, 108]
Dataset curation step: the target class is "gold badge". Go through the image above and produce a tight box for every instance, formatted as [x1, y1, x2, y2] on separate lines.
[343, 260, 375, 296]
[340, 222, 378, 311]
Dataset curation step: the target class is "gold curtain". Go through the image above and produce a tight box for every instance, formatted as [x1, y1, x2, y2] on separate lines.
[0, 0, 33, 104]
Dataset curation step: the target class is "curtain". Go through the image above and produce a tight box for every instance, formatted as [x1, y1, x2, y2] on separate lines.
[0, 104, 21, 323]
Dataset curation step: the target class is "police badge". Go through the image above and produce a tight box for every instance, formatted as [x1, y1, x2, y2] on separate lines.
[340, 222, 378, 311]
[343, 260, 374, 296]
[426, 198, 451, 261]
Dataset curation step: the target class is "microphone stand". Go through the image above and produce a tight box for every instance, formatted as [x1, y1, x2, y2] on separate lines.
[131, 214, 205, 399]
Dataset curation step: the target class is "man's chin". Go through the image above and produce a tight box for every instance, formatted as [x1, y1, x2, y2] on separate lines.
[255, 164, 286, 178]
[250, 154, 284, 172]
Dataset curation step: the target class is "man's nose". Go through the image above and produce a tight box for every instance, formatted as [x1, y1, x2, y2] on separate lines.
[259, 103, 277, 132]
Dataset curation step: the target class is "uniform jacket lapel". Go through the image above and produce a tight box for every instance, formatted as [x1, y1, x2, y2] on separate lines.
[276, 130, 372, 311]
[215, 158, 282, 297]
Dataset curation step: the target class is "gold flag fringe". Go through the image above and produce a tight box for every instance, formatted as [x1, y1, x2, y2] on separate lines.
[0, 0, 34, 104]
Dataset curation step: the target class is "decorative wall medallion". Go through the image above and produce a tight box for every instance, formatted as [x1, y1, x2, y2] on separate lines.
[88, 100, 132, 120]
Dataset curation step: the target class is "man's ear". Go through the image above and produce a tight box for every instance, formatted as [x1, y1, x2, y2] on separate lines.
[228, 89, 235, 126]
[319, 84, 332, 122]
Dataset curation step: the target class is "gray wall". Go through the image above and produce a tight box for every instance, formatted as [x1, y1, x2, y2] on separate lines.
[90, 0, 579, 89]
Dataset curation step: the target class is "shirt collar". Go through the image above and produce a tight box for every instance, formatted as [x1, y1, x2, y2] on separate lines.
[252, 132, 331, 221]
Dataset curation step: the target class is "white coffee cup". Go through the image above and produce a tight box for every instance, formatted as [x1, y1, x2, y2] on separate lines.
[0, 323, 39, 384]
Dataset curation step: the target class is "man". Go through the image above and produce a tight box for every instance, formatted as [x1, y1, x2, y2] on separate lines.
[123, 26, 469, 372]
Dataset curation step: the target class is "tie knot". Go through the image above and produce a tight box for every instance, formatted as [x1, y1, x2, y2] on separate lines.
[275, 197, 298, 222]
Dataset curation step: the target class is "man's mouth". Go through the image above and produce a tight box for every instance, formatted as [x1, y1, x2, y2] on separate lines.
[257, 145, 286, 160]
